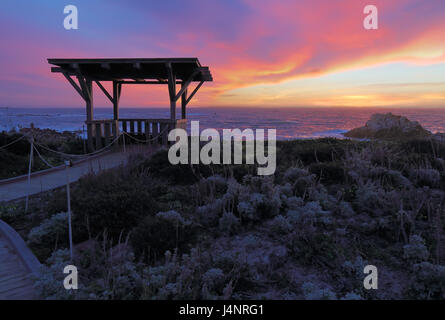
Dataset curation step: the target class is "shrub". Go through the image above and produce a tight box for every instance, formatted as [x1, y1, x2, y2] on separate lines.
[237, 190, 281, 224]
[341, 292, 362, 300]
[196, 198, 225, 227]
[410, 262, 445, 299]
[267, 215, 292, 234]
[140, 149, 212, 185]
[283, 167, 310, 183]
[0, 204, 24, 225]
[142, 249, 217, 299]
[156, 210, 187, 225]
[71, 169, 159, 241]
[410, 168, 441, 187]
[34, 249, 75, 300]
[309, 161, 345, 184]
[28, 212, 68, 259]
[353, 182, 387, 216]
[302, 282, 337, 300]
[283, 196, 304, 210]
[334, 201, 355, 217]
[286, 201, 331, 226]
[341, 256, 368, 290]
[218, 212, 240, 235]
[36, 242, 143, 300]
[403, 235, 429, 263]
[202, 268, 225, 292]
[288, 232, 339, 267]
[131, 214, 196, 263]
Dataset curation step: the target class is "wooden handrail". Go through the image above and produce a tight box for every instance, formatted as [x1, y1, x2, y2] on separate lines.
[85, 118, 179, 124]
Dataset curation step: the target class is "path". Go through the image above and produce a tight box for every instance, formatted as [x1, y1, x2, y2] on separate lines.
[0, 232, 36, 299]
[0, 151, 128, 202]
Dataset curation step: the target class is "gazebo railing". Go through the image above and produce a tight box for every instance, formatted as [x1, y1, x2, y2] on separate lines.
[85, 118, 187, 150]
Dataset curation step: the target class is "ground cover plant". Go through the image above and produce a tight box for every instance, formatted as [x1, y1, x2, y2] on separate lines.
[2, 137, 445, 299]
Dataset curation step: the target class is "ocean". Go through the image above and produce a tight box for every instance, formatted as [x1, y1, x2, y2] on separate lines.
[1, 107, 445, 140]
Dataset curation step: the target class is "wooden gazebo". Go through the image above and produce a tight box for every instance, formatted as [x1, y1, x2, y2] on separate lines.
[48, 58, 213, 150]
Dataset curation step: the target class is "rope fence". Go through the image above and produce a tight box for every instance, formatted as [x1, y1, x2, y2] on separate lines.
[1, 127, 168, 176]
[33, 132, 124, 160]
[32, 144, 56, 169]
[1, 125, 172, 215]
[121, 125, 170, 144]
[1, 125, 171, 184]
[0, 134, 26, 151]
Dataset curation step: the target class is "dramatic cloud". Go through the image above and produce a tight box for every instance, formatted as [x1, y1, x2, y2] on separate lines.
[1, 0, 445, 107]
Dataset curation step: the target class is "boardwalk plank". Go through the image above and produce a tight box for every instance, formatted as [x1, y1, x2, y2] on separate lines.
[0, 234, 36, 300]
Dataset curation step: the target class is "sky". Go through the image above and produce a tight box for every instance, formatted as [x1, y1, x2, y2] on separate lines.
[1, 0, 445, 108]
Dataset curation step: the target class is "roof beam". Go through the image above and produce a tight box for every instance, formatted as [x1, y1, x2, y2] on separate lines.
[174, 68, 201, 101]
[76, 76, 92, 102]
[95, 81, 113, 103]
[185, 81, 204, 106]
[62, 73, 86, 101]
[165, 63, 175, 100]
[117, 80, 173, 84]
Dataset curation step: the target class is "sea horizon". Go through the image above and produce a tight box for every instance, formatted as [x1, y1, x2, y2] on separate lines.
[2, 106, 445, 140]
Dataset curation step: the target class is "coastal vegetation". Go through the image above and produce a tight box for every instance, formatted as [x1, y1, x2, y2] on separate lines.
[0, 128, 84, 179]
[1, 130, 444, 299]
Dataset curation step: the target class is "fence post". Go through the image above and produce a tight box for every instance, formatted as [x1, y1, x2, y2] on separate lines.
[82, 125, 86, 154]
[25, 123, 34, 212]
[65, 160, 74, 260]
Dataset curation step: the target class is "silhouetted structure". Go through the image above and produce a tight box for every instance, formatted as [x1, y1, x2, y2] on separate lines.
[48, 58, 213, 150]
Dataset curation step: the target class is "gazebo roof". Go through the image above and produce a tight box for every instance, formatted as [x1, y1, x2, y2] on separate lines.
[48, 58, 213, 82]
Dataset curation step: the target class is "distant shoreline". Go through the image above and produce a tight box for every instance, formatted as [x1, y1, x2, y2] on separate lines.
[2, 107, 445, 139]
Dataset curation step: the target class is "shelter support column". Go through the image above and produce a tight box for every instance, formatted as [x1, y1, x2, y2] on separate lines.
[181, 82, 187, 119]
[166, 63, 176, 121]
[79, 77, 94, 151]
[112, 81, 122, 138]
[86, 81, 94, 151]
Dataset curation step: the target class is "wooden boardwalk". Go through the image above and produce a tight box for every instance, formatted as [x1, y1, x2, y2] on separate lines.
[0, 146, 158, 299]
[0, 150, 129, 300]
[0, 232, 36, 299]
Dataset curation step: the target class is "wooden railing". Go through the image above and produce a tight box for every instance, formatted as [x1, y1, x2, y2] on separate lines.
[85, 118, 187, 150]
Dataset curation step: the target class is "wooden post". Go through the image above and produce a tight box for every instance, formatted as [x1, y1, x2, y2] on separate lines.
[181, 82, 187, 119]
[154, 122, 160, 144]
[161, 123, 168, 145]
[113, 81, 120, 120]
[112, 120, 118, 139]
[112, 81, 121, 138]
[166, 63, 176, 120]
[85, 79, 94, 151]
[170, 97, 176, 120]
[25, 123, 34, 212]
[65, 160, 73, 260]
[145, 120, 150, 143]
[95, 123, 102, 149]
[82, 125, 86, 154]
[104, 122, 111, 144]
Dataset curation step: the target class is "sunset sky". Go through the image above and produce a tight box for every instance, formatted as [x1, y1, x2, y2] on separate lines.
[1, 0, 445, 108]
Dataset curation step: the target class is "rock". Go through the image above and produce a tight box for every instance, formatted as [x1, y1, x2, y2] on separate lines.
[344, 113, 431, 139]
[433, 132, 445, 143]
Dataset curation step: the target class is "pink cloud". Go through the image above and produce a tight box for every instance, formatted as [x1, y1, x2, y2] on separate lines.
[1, 0, 445, 107]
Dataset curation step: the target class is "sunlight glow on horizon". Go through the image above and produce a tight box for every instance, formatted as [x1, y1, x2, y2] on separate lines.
[1, 0, 445, 109]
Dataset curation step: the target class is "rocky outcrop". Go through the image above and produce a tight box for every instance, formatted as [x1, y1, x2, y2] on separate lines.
[344, 113, 431, 140]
